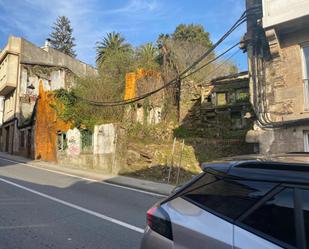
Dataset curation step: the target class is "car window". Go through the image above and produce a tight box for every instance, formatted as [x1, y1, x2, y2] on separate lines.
[301, 189, 309, 247]
[183, 179, 276, 220]
[242, 188, 296, 248]
[183, 172, 219, 193]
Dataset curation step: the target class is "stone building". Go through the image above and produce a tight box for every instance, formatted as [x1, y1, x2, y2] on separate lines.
[201, 72, 251, 132]
[179, 72, 252, 138]
[245, 0, 309, 154]
[124, 69, 164, 125]
[0, 36, 97, 158]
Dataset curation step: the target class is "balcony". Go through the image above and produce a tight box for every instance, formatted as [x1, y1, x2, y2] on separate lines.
[263, 0, 309, 30]
[0, 53, 18, 95]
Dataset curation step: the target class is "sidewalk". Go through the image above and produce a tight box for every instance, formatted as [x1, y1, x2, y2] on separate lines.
[0, 152, 174, 196]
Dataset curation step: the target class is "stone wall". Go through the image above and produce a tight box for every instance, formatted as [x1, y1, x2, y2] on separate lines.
[264, 29, 309, 122]
[245, 2, 309, 153]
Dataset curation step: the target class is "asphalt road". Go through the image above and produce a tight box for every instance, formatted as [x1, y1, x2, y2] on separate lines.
[0, 157, 163, 249]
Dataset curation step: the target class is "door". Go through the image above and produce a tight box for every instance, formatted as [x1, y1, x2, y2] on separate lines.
[5, 126, 9, 152]
[27, 129, 32, 158]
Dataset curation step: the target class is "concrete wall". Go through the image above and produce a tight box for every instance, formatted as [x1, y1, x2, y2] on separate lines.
[20, 38, 97, 77]
[247, 124, 309, 154]
[58, 124, 127, 174]
[263, 0, 309, 28]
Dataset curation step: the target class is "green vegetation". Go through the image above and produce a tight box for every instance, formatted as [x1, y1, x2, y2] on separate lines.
[96, 32, 132, 66]
[49, 16, 76, 57]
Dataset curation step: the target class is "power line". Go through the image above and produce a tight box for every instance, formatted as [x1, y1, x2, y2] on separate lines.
[76, 9, 253, 107]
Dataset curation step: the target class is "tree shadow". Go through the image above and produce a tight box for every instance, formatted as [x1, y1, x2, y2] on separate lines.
[174, 85, 255, 164]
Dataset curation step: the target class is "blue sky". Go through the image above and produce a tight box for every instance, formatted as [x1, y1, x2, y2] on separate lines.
[0, 0, 247, 70]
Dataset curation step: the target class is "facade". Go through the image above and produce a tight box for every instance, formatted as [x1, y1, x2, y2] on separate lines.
[179, 71, 252, 139]
[200, 72, 251, 133]
[124, 69, 164, 125]
[0, 36, 97, 158]
[245, 0, 309, 153]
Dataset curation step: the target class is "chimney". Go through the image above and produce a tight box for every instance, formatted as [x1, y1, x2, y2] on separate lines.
[45, 38, 51, 47]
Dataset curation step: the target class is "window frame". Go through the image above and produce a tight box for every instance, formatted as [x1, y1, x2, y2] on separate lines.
[301, 44, 309, 111]
[235, 184, 309, 249]
[304, 131, 309, 152]
[182, 177, 278, 224]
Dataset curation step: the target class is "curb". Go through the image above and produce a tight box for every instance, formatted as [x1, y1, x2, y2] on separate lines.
[0, 153, 173, 196]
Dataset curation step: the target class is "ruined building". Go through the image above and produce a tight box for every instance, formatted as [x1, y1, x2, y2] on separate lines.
[245, 0, 309, 153]
[0, 36, 97, 158]
[179, 72, 252, 139]
[124, 69, 164, 125]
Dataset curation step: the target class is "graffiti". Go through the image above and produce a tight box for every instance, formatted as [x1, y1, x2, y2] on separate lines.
[67, 128, 81, 156]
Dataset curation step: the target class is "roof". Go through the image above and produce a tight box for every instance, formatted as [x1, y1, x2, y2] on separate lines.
[209, 71, 249, 84]
[202, 153, 309, 184]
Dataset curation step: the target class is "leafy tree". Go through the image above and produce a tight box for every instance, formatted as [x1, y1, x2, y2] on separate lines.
[96, 32, 132, 66]
[172, 24, 212, 48]
[49, 16, 76, 57]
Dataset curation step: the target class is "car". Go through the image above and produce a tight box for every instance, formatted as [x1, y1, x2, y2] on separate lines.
[141, 154, 309, 249]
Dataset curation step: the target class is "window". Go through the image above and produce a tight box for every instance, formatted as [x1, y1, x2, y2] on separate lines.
[242, 188, 296, 248]
[302, 45, 309, 110]
[57, 132, 67, 151]
[304, 131, 309, 152]
[183, 179, 276, 220]
[216, 92, 227, 106]
[236, 89, 249, 102]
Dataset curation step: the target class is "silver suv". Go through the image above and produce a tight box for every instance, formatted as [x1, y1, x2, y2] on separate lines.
[141, 154, 309, 249]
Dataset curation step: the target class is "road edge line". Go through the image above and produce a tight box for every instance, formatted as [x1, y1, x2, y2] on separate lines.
[0, 156, 167, 198]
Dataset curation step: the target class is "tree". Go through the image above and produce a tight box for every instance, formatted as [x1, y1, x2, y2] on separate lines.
[172, 24, 212, 48]
[96, 32, 132, 66]
[136, 43, 159, 70]
[49, 16, 76, 57]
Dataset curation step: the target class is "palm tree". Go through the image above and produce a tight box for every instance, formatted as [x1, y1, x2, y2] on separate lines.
[96, 32, 131, 65]
[137, 43, 158, 62]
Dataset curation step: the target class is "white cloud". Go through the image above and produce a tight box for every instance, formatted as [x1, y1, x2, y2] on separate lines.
[104, 0, 160, 14]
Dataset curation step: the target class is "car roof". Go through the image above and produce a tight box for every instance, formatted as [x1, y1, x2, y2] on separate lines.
[201, 153, 309, 184]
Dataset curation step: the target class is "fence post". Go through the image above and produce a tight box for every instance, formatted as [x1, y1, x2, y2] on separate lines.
[176, 139, 185, 186]
[167, 137, 177, 184]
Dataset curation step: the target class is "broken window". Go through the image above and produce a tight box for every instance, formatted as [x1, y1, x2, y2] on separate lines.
[236, 88, 249, 102]
[216, 92, 227, 106]
[57, 131, 67, 151]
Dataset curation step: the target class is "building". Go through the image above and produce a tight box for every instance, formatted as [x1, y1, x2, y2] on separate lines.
[200, 72, 251, 133]
[178, 71, 252, 139]
[175, 71, 254, 161]
[0, 36, 97, 158]
[245, 0, 309, 153]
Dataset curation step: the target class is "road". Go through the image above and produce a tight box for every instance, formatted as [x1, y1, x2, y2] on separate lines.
[0, 157, 163, 249]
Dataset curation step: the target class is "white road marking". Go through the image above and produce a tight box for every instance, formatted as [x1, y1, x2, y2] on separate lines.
[0, 157, 167, 198]
[0, 177, 144, 234]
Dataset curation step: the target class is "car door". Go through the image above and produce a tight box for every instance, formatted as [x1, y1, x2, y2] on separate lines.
[234, 186, 303, 249]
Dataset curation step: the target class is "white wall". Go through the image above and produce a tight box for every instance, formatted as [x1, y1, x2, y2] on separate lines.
[263, 0, 309, 28]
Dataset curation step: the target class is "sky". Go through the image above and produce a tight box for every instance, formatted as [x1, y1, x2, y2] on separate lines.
[0, 0, 247, 70]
